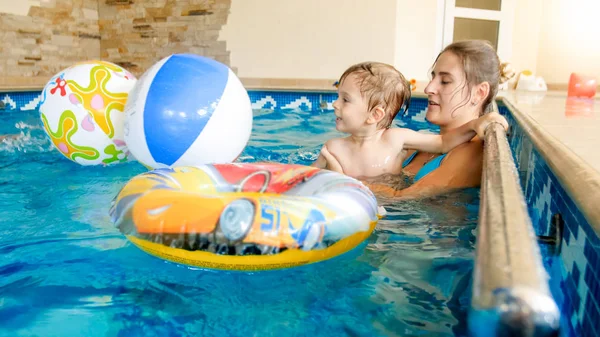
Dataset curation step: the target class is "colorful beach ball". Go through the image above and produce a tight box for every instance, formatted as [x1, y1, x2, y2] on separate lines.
[123, 54, 253, 169]
[39, 60, 137, 166]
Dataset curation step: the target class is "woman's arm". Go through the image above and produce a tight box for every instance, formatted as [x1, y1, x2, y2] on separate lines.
[399, 112, 507, 154]
[365, 140, 483, 199]
[400, 122, 476, 153]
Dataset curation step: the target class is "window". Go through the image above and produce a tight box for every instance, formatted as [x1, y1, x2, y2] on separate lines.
[439, 0, 515, 60]
[456, 0, 501, 11]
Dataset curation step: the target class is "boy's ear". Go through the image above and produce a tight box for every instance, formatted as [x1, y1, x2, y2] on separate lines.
[368, 106, 386, 125]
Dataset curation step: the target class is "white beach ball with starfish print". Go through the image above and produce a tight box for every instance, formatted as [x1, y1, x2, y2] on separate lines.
[39, 60, 137, 166]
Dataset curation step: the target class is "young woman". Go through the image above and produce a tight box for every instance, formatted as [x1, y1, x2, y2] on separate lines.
[367, 40, 515, 199]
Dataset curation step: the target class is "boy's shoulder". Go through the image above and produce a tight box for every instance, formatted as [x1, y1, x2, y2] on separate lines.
[381, 127, 412, 145]
[325, 136, 353, 145]
[324, 137, 349, 151]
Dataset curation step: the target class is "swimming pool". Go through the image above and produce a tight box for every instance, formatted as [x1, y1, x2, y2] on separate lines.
[0, 97, 478, 336]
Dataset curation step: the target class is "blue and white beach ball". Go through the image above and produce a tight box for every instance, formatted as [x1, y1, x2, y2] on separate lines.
[123, 54, 253, 169]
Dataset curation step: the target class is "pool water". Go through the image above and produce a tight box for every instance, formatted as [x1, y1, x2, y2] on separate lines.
[0, 107, 479, 337]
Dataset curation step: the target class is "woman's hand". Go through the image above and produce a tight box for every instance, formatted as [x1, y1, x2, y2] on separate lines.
[472, 113, 509, 139]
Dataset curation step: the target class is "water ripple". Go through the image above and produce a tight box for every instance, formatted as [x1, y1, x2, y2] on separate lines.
[0, 109, 478, 337]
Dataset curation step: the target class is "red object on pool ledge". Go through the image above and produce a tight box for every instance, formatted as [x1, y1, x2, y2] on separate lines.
[565, 97, 595, 118]
[567, 73, 597, 98]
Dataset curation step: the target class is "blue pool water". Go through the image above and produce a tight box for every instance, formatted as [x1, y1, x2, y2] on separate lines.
[0, 107, 479, 337]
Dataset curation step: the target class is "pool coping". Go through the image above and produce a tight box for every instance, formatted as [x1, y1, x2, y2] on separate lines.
[471, 120, 559, 335]
[0, 88, 428, 100]
[501, 96, 600, 244]
[0, 80, 430, 99]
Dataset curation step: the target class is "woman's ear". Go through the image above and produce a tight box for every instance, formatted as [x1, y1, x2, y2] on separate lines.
[368, 106, 386, 125]
[473, 82, 491, 105]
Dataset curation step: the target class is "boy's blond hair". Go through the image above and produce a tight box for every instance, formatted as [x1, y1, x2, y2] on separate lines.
[338, 62, 411, 129]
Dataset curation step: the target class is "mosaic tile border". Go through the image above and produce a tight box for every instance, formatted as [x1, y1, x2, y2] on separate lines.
[499, 103, 600, 337]
[0, 90, 433, 125]
[0, 91, 43, 111]
[248, 90, 432, 120]
[0, 90, 344, 113]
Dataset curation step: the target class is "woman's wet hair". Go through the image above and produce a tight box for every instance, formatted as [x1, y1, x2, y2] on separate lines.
[432, 40, 515, 115]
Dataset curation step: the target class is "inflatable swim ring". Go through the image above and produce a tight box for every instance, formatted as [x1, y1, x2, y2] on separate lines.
[110, 163, 381, 271]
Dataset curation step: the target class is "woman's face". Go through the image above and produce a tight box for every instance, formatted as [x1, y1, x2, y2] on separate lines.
[423, 51, 477, 129]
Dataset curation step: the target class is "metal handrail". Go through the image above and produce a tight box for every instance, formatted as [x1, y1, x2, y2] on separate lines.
[469, 117, 560, 336]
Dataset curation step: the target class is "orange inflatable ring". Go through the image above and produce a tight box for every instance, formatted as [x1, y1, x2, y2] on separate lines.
[109, 163, 382, 271]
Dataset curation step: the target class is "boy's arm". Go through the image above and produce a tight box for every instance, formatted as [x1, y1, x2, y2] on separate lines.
[311, 144, 344, 174]
[398, 123, 474, 154]
[399, 112, 508, 153]
[311, 149, 328, 169]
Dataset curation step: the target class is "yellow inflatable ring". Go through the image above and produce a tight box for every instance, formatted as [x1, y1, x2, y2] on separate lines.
[109, 163, 381, 271]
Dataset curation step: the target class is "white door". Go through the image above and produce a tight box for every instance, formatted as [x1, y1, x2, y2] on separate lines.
[439, 0, 515, 61]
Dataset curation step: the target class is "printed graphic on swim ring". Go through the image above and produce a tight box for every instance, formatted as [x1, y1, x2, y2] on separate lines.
[110, 163, 381, 271]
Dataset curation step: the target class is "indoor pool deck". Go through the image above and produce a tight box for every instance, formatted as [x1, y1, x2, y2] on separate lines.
[501, 91, 600, 174]
[497, 90, 600, 337]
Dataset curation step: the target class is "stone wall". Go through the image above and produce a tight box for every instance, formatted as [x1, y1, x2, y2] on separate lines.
[0, 0, 100, 86]
[99, 0, 231, 77]
[0, 0, 231, 88]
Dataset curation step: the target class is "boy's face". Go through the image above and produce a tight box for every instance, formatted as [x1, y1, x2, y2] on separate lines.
[423, 51, 472, 126]
[332, 74, 371, 134]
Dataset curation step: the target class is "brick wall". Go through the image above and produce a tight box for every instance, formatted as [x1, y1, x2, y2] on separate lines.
[0, 0, 100, 85]
[98, 0, 231, 77]
[0, 0, 231, 88]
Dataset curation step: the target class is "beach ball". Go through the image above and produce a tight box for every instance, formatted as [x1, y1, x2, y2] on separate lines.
[123, 54, 253, 169]
[39, 60, 137, 166]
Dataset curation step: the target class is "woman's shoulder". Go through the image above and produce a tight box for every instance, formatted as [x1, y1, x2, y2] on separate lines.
[414, 138, 483, 189]
[439, 138, 483, 172]
[445, 137, 483, 159]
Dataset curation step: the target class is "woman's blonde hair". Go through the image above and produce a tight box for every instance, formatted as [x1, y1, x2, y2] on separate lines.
[339, 62, 411, 128]
[433, 40, 515, 115]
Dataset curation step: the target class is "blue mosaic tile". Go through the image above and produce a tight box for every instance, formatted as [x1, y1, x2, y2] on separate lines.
[565, 277, 581, 313]
[247, 91, 340, 112]
[582, 316, 596, 337]
[499, 102, 600, 337]
[583, 295, 599, 337]
[584, 242, 598, 272]
[0, 91, 43, 111]
[564, 222, 572, 246]
[247, 90, 433, 129]
[584, 265, 599, 307]
[573, 262, 581, 287]
[561, 293, 575, 324]
[1, 90, 433, 129]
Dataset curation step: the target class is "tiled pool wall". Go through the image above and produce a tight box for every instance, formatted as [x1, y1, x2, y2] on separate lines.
[499, 103, 600, 337]
[1, 90, 338, 112]
[0, 91, 43, 111]
[3, 90, 598, 337]
[1, 89, 433, 125]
